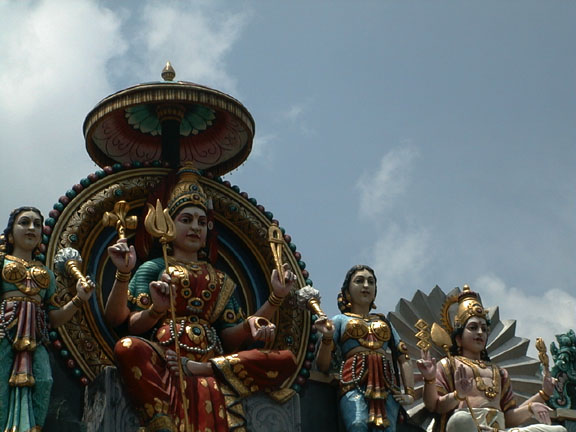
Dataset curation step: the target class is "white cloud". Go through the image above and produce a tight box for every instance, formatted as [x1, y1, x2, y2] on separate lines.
[284, 104, 306, 121]
[356, 145, 419, 219]
[250, 132, 277, 163]
[475, 274, 576, 357]
[278, 100, 313, 136]
[0, 0, 250, 218]
[0, 0, 126, 216]
[0, 1, 124, 117]
[370, 223, 431, 310]
[133, 2, 249, 94]
[354, 145, 429, 310]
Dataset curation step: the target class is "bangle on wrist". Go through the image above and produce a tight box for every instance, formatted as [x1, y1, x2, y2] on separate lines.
[115, 270, 131, 283]
[405, 387, 415, 398]
[528, 402, 534, 415]
[148, 305, 164, 319]
[454, 390, 466, 401]
[267, 292, 284, 307]
[538, 389, 551, 401]
[71, 295, 84, 308]
[424, 377, 436, 384]
[321, 336, 334, 346]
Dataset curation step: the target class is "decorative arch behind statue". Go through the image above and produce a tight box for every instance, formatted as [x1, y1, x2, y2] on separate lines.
[45, 165, 311, 395]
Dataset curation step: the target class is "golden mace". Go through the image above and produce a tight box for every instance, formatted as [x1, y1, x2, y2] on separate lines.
[267, 225, 285, 287]
[102, 200, 138, 265]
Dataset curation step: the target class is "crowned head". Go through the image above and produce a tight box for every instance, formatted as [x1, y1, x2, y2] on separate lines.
[454, 285, 488, 329]
[167, 163, 209, 217]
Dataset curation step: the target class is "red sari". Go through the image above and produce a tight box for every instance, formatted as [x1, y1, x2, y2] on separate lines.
[114, 258, 296, 432]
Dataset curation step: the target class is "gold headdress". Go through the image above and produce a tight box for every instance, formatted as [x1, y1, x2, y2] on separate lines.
[167, 163, 208, 216]
[440, 284, 488, 333]
[454, 285, 487, 328]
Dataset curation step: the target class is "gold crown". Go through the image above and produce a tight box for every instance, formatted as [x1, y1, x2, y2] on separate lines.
[167, 163, 208, 216]
[454, 285, 487, 328]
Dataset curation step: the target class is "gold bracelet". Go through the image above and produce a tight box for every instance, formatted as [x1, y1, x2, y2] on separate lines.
[71, 295, 84, 308]
[538, 389, 551, 401]
[115, 270, 131, 283]
[321, 336, 334, 346]
[405, 387, 415, 398]
[454, 390, 466, 401]
[424, 377, 436, 383]
[267, 292, 284, 307]
[148, 305, 164, 319]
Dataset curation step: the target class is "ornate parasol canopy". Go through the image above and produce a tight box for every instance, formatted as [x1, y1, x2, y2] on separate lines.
[83, 62, 255, 176]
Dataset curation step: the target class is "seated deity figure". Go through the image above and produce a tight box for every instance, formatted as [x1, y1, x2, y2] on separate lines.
[103, 165, 298, 432]
[314, 264, 415, 432]
[416, 286, 567, 432]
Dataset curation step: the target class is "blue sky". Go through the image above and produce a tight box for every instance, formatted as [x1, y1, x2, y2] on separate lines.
[1, 0, 575, 356]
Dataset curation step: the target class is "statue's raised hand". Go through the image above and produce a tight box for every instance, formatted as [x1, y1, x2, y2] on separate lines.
[542, 371, 556, 399]
[271, 263, 296, 299]
[454, 363, 474, 399]
[107, 238, 136, 273]
[416, 349, 437, 381]
[149, 272, 173, 314]
[314, 315, 335, 339]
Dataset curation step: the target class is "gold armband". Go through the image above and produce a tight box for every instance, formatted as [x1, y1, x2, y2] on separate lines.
[267, 292, 284, 307]
[115, 270, 131, 283]
[397, 340, 410, 361]
[538, 389, 551, 402]
[71, 295, 85, 308]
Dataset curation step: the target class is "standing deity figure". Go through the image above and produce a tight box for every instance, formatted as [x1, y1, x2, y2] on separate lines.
[416, 285, 567, 432]
[315, 264, 415, 431]
[0, 206, 93, 431]
[104, 165, 298, 432]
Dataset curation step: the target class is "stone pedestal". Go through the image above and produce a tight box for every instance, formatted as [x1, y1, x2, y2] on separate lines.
[82, 366, 140, 432]
[82, 366, 301, 432]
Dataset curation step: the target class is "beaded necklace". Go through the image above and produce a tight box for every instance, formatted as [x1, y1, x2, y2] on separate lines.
[157, 318, 223, 356]
[339, 352, 394, 395]
[457, 355, 499, 399]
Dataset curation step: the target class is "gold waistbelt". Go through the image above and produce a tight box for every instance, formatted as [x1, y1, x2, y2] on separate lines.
[3, 296, 42, 305]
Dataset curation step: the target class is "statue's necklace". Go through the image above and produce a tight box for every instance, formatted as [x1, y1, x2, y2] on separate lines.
[457, 356, 499, 399]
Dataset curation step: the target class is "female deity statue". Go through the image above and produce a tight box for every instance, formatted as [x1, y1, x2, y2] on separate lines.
[416, 285, 567, 432]
[314, 264, 415, 431]
[0, 206, 93, 431]
[103, 165, 298, 432]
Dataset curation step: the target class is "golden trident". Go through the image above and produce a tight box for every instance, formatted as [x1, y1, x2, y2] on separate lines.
[144, 199, 191, 432]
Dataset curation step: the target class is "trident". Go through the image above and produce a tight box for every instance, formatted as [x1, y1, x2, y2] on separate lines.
[144, 199, 191, 432]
